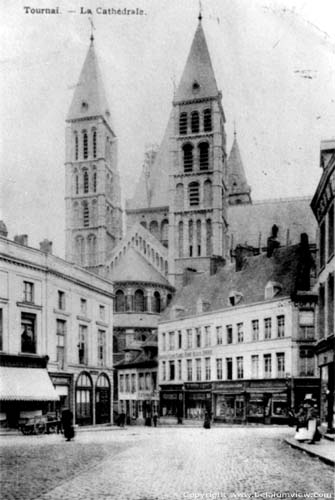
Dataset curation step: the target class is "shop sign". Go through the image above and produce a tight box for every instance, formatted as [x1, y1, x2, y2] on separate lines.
[51, 376, 70, 385]
[185, 383, 212, 391]
[187, 392, 211, 401]
[214, 383, 244, 391]
[162, 393, 178, 400]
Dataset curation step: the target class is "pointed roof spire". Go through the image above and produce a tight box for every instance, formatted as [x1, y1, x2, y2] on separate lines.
[67, 36, 112, 126]
[174, 17, 219, 102]
[198, 0, 202, 21]
[227, 132, 251, 202]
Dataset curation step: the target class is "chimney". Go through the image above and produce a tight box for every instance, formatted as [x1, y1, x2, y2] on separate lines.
[14, 234, 28, 246]
[39, 239, 53, 254]
[267, 225, 280, 257]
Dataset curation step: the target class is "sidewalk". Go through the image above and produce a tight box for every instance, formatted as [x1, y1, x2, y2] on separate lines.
[285, 434, 335, 467]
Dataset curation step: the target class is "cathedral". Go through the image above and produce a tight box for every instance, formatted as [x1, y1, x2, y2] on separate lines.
[64, 15, 317, 417]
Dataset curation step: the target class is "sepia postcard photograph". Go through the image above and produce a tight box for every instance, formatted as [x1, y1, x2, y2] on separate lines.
[0, 0, 334, 499]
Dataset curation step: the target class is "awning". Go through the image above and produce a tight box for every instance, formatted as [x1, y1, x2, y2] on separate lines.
[0, 367, 59, 401]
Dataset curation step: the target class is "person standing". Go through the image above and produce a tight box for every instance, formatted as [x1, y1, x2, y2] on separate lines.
[153, 412, 158, 427]
[203, 410, 211, 429]
[61, 409, 74, 441]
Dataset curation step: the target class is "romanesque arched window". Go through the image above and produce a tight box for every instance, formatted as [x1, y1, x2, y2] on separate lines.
[203, 109, 212, 132]
[206, 219, 212, 256]
[175, 183, 184, 211]
[74, 132, 79, 160]
[83, 170, 89, 193]
[73, 202, 79, 227]
[191, 111, 200, 133]
[179, 112, 187, 135]
[134, 289, 145, 312]
[161, 219, 169, 247]
[203, 179, 212, 207]
[83, 130, 88, 159]
[115, 290, 125, 312]
[178, 221, 184, 258]
[188, 182, 200, 206]
[189, 220, 194, 257]
[75, 174, 79, 194]
[149, 220, 159, 240]
[196, 219, 202, 256]
[183, 143, 193, 172]
[93, 170, 97, 193]
[87, 234, 96, 266]
[83, 201, 89, 227]
[153, 291, 161, 313]
[75, 235, 85, 265]
[199, 142, 209, 170]
[92, 129, 97, 159]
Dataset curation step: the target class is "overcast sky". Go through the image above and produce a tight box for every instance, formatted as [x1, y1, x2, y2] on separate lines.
[1, 0, 335, 257]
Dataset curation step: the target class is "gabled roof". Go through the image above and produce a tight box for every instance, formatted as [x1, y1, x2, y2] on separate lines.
[110, 247, 170, 286]
[227, 134, 251, 198]
[67, 39, 112, 127]
[161, 245, 308, 321]
[174, 19, 219, 102]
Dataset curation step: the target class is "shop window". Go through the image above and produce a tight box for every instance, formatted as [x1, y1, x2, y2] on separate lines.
[264, 354, 272, 378]
[78, 325, 88, 365]
[226, 325, 233, 344]
[276, 353, 285, 378]
[237, 357, 244, 379]
[76, 372, 92, 426]
[196, 358, 201, 381]
[277, 315, 285, 338]
[21, 313, 36, 353]
[23, 281, 34, 303]
[187, 359, 192, 381]
[216, 358, 223, 380]
[226, 358, 232, 380]
[183, 143, 193, 172]
[203, 109, 212, 132]
[56, 319, 66, 369]
[264, 317, 272, 339]
[179, 112, 187, 135]
[216, 326, 223, 345]
[191, 111, 199, 133]
[198, 142, 209, 170]
[251, 355, 259, 378]
[251, 320, 259, 341]
[58, 290, 65, 311]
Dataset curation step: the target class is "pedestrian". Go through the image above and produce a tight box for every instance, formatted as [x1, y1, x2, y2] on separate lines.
[307, 403, 322, 444]
[153, 412, 158, 427]
[61, 408, 74, 442]
[120, 411, 126, 428]
[203, 410, 211, 429]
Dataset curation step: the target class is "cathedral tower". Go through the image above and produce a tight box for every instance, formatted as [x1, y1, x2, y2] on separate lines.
[65, 36, 123, 275]
[168, 15, 228, 287]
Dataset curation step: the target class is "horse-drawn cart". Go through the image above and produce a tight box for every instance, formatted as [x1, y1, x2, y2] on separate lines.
[19, 410, 61, 435]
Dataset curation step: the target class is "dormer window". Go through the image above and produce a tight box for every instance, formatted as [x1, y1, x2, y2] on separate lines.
[228, 291, 243, 306]
[265, 281, 282, 300]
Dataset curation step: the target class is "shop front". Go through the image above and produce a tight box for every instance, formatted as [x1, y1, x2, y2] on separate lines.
[160, 384, 184, 418]
[184, 383, 212, 420]
[49, 373, 72, 416]
[213, 383, 245, 423]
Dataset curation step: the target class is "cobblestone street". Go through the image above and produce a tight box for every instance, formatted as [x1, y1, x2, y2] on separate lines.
[1, 427, 334, 500]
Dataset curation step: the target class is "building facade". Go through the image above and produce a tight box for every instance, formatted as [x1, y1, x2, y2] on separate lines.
[158, 237, 318, 424]
[0, 230, 114, 427]
[311, 139, 335, 433]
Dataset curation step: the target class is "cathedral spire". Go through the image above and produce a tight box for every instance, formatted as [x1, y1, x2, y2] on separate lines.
[227, 132, 252, 205]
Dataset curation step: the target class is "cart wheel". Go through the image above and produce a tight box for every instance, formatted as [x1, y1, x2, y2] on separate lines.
[21, 426, 30, 435]
[48, 424, 56, 434]
[36, 422, 46, 434]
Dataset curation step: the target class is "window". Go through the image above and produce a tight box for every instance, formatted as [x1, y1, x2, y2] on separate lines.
[0, 309, 2, 351]
[162, 362, 166, 381]
[56, 319, 66, 369]
[251, 355, 259, 378]
[93, 172, 97, 193]
[187, 329, 193, 349]
[187, 359, 192, 381]
[75, 174, 79, 194]
[23, 281, 34, 303]
[99, 305, 105, 321]
[58, 291, 65, 310]
[206, 219, 212, 256]
[205, 357, 211, 380]
[299, 310, 315, 339]
[203, 180, 212, 207]
[78, 325, 88, 365]
[162, 332, 166, 351]
[216, 326, 223, 345]
[125, 374, 130, 392]
[178, 221, 184, 258]
[198, 142, 209, 170]
[134, 290, 145, 312]
[179, 112, 187, 135]
[183, 144, 193, 172]
[83, 131, 88, 159]
[226, 358, 232, 380]
[226, 325, 233, 344]
[196, 358, 201, 381]
[176, 184, 184, 211]
[83, 202, 89, 227]
[203, 109, 212, 132]
[328, 274, 334, 336]
[97, 330, 106, 367]
[131, 374, 136, 393]
[177, 359, 182, 380]
[76, 236, 85, 265]
[264, 318, 272, 339]
[191, 111, 199, 133]
[119, 374, 125, 392]
[195, 328, 201, 348]
[74, 132, 79, 160]
[169, 331, 175, 351]
[196, 219, 201, 256]
[320, 220, 326, 268]
[277, 353, 285, 378]
[153, 292, 161, 313]
[264, 354, 272, 378]
[139, 373, 144, 390]
[251, 320, 259, 341]
[329, 204, 334, 258]
[93, 130, 97, 158]
[83, 170, 89, 193]
[216, 358, 223, 380]
[80, 298, 87, 316]
[21, 313, 36, 353]
[145, 373, 151, 390]
[189, 182, 200, 206]
[237, 323, 244, 343]
[204, 326, 211, 347]
[178, 331, 182, 349]
[237, 357, 244, 379]
[115, 290, 125, 312]
[277, 315, 285, 338]
[299, 348, 314, 376]
[188, 220, 193, 257]
[169, 361, 175, 381]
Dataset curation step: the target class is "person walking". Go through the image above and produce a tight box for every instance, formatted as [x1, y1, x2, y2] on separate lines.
[153, 412, 158, 427]
[61, 409, 74, 442]
[203, 410, 211, 429]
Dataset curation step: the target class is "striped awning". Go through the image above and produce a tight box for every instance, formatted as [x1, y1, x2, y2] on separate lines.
[0, 367, 59, 401]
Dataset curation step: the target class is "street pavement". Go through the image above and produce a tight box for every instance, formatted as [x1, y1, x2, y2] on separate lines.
[0, 426, 334, 500]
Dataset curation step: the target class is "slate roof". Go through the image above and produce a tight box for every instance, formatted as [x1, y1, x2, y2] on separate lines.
[161, 244, 305, 321]
[110, 247, 170, 286]
[174, 19, 219, 102]
[229, 197, 317, 249]
[67, 39, 112, 127]
[227, 135, 251, 197]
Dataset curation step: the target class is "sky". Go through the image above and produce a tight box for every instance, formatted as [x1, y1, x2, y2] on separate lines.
[1, 0, 335, 258]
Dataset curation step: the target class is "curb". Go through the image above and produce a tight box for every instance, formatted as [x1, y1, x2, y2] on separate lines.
[284, 438, 335, 467]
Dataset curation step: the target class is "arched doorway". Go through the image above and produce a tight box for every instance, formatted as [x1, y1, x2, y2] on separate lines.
[75, 372, 93, 426]
[96, 374, 111, 424]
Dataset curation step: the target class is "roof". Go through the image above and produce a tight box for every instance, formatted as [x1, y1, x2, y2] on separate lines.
[227, 135, 251, 197]
[0, 367, 59, 401]
[126, 113, 172, 210]
[110, 247, 170, 286]
[67, 40, 112, 127]
[229, 197, 317, 249]
[161, 244, 305, 321]
[115, 350, 157, 369]
[174, 19, 219, 102]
